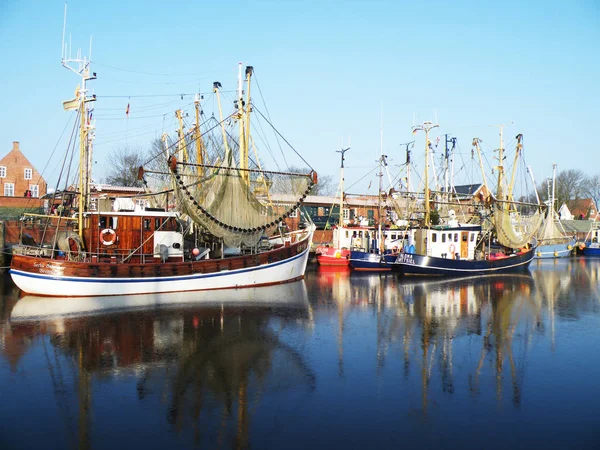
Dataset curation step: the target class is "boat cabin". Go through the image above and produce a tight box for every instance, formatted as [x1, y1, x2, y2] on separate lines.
[332, 226, 413, 253]
[411, 225, 482, 260]
[82, 210, 185, 263]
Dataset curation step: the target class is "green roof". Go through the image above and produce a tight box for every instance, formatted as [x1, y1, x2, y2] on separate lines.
[0, 206, 44, 220]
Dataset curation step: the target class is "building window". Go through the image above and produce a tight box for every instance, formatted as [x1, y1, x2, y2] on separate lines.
[289, 209, 297, 218]
[4, 183, 14, 197]
[343, 208, 349, 220]
[29, 185, 39, 198]
[0, 166, 5, 178]
[24, 168, 32, 180]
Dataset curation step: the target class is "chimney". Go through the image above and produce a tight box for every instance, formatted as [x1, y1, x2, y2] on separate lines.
[12, 141, 19, 151]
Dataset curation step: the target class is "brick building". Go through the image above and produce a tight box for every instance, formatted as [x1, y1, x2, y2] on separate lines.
[0, 141, 48, 214]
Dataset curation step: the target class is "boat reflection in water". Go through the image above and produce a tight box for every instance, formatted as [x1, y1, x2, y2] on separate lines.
[4, 260, 600, 448]
[7, 281, 315, 449]
[307, 269, 540, 413]
[11, 280, 310, 321]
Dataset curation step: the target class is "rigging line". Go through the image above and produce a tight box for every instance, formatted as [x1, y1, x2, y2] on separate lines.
[252, 105, 313, 171]
[143, 110, 237, 166]
[95, 112, 188, 120]
[252, 71, 289, 169]
[345, 165, 379, 191]
[21, 113, 75, 211]
[100, 76, 204, 85]
[248, 108, 281, 172]
[54, 112, 80, 195]
[177, 162, 314, 179]
[100, 90, 234, 99]
[93, 98, 183, 113]
[93, 61, 228, 78]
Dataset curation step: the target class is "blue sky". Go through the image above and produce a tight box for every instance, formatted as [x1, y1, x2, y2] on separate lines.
[0, 0, 598, 195]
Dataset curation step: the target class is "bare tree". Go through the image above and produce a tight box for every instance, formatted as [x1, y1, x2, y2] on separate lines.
[104, 146, 146, 187]
[555, 169, 586, 206]
[142, 138, 171, 189]
[582, 174, 600, 210]
[270, 166, 336, 196]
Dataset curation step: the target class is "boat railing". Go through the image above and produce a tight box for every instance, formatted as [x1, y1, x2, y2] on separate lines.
[13, 244, 179, 264]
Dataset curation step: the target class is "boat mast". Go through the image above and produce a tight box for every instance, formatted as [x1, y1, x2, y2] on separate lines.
[444, 135, 456, 202]
[175, 109, 188, 162]
[378, 153, 387, 253]
[491, 122, 512, 201]
[243, 65, 254, 184]
[472, 138, 489, 196]
[550, 162, 557, 217]
[336, 147, 350, 248]
[235, 63, 251, 184]
[61, 4, 96, 239]
[213, 81, 232, 159]
[400, 141, 414, 218]
[413, 121, 439, 226]
[194, 94, 205, 177]
[506, 133, 523, 204]
[379, 106, 384, 252]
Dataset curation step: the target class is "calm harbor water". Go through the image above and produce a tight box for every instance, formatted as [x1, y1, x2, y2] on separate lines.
[1, 259, 600, 449]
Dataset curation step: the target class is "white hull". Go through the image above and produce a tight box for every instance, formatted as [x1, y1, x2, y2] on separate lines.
[10, 235, 313, 297]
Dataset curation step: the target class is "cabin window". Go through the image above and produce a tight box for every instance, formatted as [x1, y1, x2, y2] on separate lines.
[432, 233, 437, 243]
[143, 219, 151, 231]
[470, 233, 474, 242]
[155, 218, 169, 230]
[454, 233, 458, 242]
[24, 168, 32, 180]
[462, 234, 468, 242]
[359, 231, 363, 238]
[99, 217, 107, 228]
[112, 217, 118, 229]
[391, 233, 397, 240]
[4, 183, 14, 197]
[345, 230, 349, 238]
[442, 234, 446, 243]
[0, 166, 5, 178]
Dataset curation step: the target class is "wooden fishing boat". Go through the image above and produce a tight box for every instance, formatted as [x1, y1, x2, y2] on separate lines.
[10, 50, 317, 296]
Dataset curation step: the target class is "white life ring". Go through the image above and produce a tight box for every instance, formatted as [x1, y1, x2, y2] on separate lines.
[100, 228, 117, 246]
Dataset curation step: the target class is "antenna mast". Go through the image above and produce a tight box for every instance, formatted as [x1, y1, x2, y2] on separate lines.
[412, 121, 439, 226]
[61, 3, 96, 239]
[336, 147, 350, 247]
